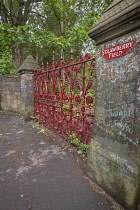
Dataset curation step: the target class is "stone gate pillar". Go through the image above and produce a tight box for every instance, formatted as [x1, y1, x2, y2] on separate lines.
[18, 55, 40, 121]
[87, 1, 140, 209]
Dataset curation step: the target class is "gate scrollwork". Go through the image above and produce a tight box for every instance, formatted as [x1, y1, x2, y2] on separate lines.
[33, 51, 95, 144]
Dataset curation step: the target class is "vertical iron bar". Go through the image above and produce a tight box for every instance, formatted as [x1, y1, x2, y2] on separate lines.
[33, 52, 95, 144]
[69, 50, 74, 135]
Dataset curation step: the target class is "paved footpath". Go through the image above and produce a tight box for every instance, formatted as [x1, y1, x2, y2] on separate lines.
[0, 111, 123, 210]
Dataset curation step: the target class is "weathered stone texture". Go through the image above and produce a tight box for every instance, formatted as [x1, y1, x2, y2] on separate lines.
[18, 55, 40, 74]
[0, 55, 38, 119]
[0, 73, 34, 120]
[20, 74, 34, 121]
[87, 0, 140, 209]
[87, 28, 140, 210]
[0, 75, 21, 112]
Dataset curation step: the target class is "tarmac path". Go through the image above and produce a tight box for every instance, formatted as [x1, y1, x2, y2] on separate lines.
[0, 111, 123, 210]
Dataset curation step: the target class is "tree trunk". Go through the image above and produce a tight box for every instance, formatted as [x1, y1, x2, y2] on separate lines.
[11, 46, 23, 72]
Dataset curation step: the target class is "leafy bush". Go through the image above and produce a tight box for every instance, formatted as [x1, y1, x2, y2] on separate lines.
[0, 50, 16, 75]
[66, 132, 89, 154]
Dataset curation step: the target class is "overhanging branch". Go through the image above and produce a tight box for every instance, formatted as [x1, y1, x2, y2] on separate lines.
[0, 0, 8, 23]
[30, 11, 47, 19]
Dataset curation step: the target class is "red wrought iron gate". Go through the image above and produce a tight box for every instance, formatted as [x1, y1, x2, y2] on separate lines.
[33, 51, 95, 144]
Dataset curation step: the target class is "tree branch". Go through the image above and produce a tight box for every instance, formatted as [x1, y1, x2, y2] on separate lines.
[30, 11, 47, 19]
[17, 0, 25, 25]
[0, 0, 42, 25]
[51, 5, 61, 25]
[22, 0, 32, 25]
[0, 0, 8, 23]
[8, 0, 17, 25]
[30, 0, 42, 2]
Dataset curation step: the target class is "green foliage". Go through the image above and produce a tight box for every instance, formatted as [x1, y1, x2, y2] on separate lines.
[66, 132, 89, 154]
[38, 129, 46, 134]
[0, 24, 29, 47]
[0, 0, 113, 73]
[0, 24, 29, 74]
[0, 50, 16, 75]
[65, 25, 88, 47]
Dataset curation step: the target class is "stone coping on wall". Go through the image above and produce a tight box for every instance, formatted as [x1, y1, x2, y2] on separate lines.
[18, 55, 40, 73]
[88, 0, 140, 44]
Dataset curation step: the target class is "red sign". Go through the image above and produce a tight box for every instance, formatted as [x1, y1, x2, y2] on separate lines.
[100, 40, 135, 60]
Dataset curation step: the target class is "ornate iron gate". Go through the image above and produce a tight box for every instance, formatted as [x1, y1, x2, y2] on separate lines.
[33, 51, 95, 144]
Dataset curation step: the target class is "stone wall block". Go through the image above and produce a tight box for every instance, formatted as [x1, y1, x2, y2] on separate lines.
[0, 55, 38, 120]
[20, 74, 34, 121]
[87, 1, 140, 209]
[0, 75, 21, 113]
